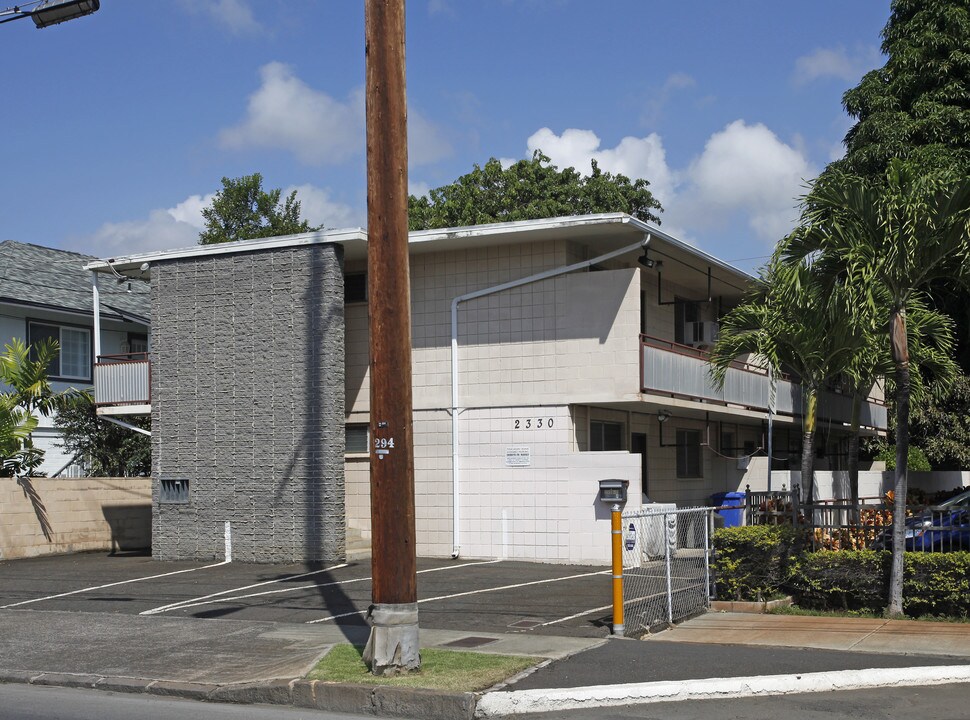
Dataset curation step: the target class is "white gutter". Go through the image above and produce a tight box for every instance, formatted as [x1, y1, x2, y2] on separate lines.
[448, 231, 652, 558]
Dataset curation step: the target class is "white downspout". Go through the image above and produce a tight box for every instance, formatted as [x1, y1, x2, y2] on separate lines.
[449, 232, 652, 558]
[92, 273, 102, 362]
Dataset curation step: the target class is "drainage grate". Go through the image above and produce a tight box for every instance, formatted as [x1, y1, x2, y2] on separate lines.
[441, 636, 498, 649]
[507, 619, 542, 630]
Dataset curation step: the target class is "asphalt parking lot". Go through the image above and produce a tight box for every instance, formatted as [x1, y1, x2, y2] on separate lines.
[0, 552, 614, 638]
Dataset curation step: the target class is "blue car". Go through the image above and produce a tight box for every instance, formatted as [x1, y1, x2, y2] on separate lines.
[872, 489, 970, 552]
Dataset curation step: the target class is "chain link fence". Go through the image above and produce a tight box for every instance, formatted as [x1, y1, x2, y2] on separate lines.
[619, 506, 714, 636]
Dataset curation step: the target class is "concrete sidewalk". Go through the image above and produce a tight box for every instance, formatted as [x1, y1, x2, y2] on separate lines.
[3, 610, 970, 718]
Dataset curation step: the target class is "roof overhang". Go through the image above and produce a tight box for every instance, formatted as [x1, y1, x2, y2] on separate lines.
[83, 214, 754, 297]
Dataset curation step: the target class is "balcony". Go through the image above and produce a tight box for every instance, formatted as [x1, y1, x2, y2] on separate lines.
[94, 352, 150, 415]
[640, 336, 887, 430]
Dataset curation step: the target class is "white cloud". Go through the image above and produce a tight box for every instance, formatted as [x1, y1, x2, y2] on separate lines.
[793, 45, 882, 86]
[79, 182, 360, 257]
[179, 0, 262, 35]
[408, 180, 431, 199]
[679, 120, 815, 241]
[82, 210, 201, 258]
[511, 120, 814, 248]
[284, 184, 363, 229]
[220, 62, 449, 167]
[526, 127, 676, 207]
[220, 62, 365, 165]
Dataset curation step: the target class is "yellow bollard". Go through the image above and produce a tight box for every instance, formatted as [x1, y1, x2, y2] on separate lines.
[611, 504, 624, 636]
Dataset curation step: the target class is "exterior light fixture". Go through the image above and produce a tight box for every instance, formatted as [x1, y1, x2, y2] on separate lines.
[657, 409, 670, 423]
[638, 250, 655, 269]
[31, 0, 98, 27]
[0, 0, 99, 28]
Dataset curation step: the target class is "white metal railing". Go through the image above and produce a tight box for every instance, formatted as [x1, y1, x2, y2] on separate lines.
[640, 339, 887, 430]
[94, 353, 150, 406]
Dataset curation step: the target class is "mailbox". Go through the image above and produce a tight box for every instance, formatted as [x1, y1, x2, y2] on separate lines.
[598, 479, 629, 504]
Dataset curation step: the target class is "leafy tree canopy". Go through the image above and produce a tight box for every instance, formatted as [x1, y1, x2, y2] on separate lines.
[910, 369, 970, 469]
[407, 151, 663, 231]
[54, 394, 150, 477]
[831, 0, 970, 181]
[199, 173, 320, 245]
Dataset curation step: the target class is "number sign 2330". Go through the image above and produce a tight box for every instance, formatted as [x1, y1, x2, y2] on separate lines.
[514, 418, 554, 429]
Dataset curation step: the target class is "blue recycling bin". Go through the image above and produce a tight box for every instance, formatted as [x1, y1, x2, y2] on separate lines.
[710, 491, 746, 528]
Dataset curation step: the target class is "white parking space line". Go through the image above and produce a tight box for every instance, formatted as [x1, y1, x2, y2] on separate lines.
[0, 560, 230, 610]
[141, 559, 503, 616]
[306, 568, 610, 624]
[139, 563, 349, 615]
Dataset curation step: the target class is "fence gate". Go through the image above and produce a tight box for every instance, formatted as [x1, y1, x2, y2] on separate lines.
[620, 506, 714, 636]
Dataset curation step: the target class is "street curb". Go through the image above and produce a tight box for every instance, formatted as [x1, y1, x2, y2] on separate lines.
[0, 669, 478, 720]
[475, 664, 970, 716]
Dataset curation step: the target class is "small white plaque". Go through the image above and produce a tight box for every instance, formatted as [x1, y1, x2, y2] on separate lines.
[505, 446, 531, 467]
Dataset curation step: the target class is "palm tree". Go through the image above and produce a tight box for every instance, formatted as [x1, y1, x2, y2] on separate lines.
[785, 159, 970, 617]
[709, 250, 865, 508]
[0, 338, 65, 477]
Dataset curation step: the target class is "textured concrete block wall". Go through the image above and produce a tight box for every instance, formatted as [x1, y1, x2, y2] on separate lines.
[151, 244, 345, 563]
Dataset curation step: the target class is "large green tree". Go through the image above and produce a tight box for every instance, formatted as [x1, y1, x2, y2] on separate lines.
[408, 151, 663, 230]
[831, 0, 970, 181]
[199, 173, 320, 245]
[786, 160, 970, 616]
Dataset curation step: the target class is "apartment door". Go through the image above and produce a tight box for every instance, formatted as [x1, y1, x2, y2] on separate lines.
[632, 432, 649, 501]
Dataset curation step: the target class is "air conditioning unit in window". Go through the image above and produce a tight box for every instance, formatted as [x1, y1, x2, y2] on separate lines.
[684, 321, 719, 348]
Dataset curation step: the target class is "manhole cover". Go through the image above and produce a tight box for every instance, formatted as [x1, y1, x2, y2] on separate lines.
[441, 636, 498, 649]
[508, 619, 542, 629]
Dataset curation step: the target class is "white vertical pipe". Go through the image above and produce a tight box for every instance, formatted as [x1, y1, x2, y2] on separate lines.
[92, 273, 102, 361]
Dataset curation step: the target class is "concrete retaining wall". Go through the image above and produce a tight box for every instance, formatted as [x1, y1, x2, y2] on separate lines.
[0, 476, 151, 560]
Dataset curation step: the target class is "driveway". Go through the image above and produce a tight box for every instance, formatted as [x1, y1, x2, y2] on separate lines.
[0, 552, 614, 638]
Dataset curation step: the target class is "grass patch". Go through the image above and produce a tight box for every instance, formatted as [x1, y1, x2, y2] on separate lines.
[768, 605, 970, 623]
[306, 644, 540, 692]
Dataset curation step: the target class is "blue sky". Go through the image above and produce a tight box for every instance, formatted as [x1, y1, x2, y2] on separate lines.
[1, 1, 890, 272]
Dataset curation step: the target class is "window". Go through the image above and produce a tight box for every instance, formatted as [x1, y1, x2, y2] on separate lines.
[676, 429, 702, 478]
[28, 321, 92, 381]
[674, 300, 700, 345]
[128, 333, 149, 354]
[346, 424, 369, 454]
[345, 273, 367, 303]
[590, 420, 624, 451]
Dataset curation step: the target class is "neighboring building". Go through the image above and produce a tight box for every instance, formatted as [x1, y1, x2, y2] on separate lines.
[0, 240, 150, 476]
[87, 214, 887, 565]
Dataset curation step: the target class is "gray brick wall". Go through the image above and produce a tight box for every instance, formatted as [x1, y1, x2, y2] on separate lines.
[150, 244, 346, 563]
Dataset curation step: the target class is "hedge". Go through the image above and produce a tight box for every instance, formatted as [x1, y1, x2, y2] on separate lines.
[711, 525, 799, 602]
[712, 526, 970, 618]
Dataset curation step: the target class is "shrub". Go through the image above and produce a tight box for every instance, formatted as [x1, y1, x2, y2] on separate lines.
[904, 553, 970, 619]
[711, 525, 799, 601]
[786, 550, 890, 613]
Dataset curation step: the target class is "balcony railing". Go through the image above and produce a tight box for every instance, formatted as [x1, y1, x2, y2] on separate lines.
[94, 352, 150, 407]
[640, 336, 887, 430]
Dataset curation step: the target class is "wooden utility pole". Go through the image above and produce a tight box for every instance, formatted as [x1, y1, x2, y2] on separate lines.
[360, 0, 420, 675]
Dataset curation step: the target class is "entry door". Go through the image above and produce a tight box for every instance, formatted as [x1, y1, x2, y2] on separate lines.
[631, 433, 648, 501]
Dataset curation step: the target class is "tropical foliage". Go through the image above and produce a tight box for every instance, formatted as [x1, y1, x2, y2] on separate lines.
[54, 394, 150, 477]
[784, 160, 970, 616]
[199, 173, 320, 245]
[0, 338, 78, 477]
[408, 151, 663, 230]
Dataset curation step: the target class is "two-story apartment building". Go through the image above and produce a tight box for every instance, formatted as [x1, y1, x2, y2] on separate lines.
[0, 240, 150, 476]
[86, 214, 887, 564]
